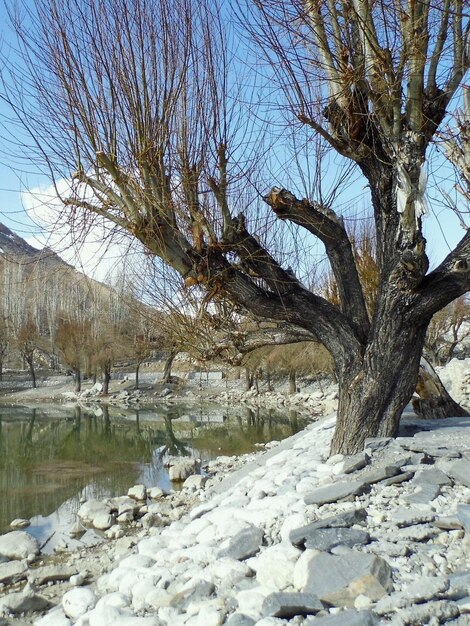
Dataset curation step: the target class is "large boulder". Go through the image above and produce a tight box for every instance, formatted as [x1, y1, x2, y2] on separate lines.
[0, 531, 40, 560]
[78, 500, 112, 524]
[303, 550, 393, 607]
[168, 458, 201, 481]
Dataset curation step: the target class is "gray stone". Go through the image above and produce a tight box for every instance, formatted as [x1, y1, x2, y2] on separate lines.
[401, 440, 461, 458]
[0, 531, 40, 560]
[386, 600, 459, 625]
[448, 460, 470, 488]
[169, 580, 215, 609]
[364, 437, 393, 452]
[415, 468, 452, 486]
[392, 508, 435, 528]
[449, 571, 470, 599]
[434, 516, 463, 530]
[217, 525, 264, 560]
[455, 596, 470, 612]
[360, 464, 402, 485]
[290, 509, 368, 547]
[261, 592, 323, 618]
[304, 480, 368, 506]
[0, 583, 50, 614]
[457, 505, 470, 531]
[406, 468, 452, 502]
[303, 550, 393, 607]
[341, 453, 368, 474]
[29, 565, 77, 586]
[405, 482, 441, 505]
[304, 609, 379, 625]
[394, 524, 439, 542]
[375, 576, 450, 613]
[379, 471, 414, 487]
[0, 560, 28, 585]
[304, 528, 370, 552]
[225, 614, 256, 626]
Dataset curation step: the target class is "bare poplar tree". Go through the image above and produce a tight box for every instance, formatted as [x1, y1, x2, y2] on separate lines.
[2, 0, 470, 453]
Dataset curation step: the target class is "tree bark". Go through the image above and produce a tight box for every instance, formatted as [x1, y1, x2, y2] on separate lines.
[289, 370, 297, 394]
[245, 367, 254, 391]
[331, 315, 428, 455]
[26, 356, 37, 389]
[102, 365, 111, 394]
[135, 362, 141, 390]
[162, 351, 176, 384]
[74, 368, 81, 393]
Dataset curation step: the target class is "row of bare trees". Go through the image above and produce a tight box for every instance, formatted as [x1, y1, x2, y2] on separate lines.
[0, 253, 165, 389]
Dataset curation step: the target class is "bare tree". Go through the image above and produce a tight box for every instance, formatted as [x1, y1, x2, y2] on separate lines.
[55, 317, 92, 391]
[2, 0, 470, 454]
[16, 320, 40, 388]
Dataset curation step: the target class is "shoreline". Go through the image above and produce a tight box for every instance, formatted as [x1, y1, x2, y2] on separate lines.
[1, 413, 470, 625]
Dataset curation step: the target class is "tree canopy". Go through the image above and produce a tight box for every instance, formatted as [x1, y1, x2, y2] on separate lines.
[1, 0, 470, 454]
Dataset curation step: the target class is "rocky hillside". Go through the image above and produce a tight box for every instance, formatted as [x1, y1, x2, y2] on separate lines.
[0, 223, 73, 271]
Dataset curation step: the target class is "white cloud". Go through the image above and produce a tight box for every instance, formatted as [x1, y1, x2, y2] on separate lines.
[21, 179, 146, 283]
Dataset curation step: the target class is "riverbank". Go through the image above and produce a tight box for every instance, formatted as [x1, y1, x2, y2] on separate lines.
[1, 410, 470, 625]
[0, 369, 339, 418]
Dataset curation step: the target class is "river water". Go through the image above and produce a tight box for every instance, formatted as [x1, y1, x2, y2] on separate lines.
[0, 401, 309, 548]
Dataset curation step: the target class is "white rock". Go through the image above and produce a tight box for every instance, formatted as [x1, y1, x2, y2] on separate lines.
[62, 588, 97, 619]
[78, 500, 112, 523]
[183, 474, 208, 491]
[93, 513, 115, 530]
[0, 531, 39, 560]
[203, 558, 252, 586]
[235, 587, 270, 619]
[354, 594, 372, 609]
[34, 607, 72, 626]
[148, 487, 165, 500]
[10, 518, 30, 529]
[248, 542, 301, 591]
[118, 554, 156, 570]
[95, 592, 130, 610]
[128, 485, 147, 501]
[195, 606, 225, 626]
[293, 549, 321, 590]
[280, 513, 308, 543]
[70, 574, 85, 587]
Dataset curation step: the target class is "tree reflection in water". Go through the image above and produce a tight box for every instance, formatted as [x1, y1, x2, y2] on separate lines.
[0, 403, 310, 531]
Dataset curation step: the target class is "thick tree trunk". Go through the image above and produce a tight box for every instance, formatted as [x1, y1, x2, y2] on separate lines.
[27, 357, 37, 389]
[102, 366, 111, 394]
[331, 319, 427, 455]
[74, 369, 81, 393]
[289, 370, 297, 394]
[245, 367, 254, 391]
[135, 362, 141, 390]
[162, 351, 176, 384]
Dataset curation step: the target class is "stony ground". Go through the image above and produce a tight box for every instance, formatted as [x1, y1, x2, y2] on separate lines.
[1, 412, 470, 626]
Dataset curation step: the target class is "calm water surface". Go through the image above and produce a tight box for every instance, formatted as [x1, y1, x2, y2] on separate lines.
[0, 402, 309, 550]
